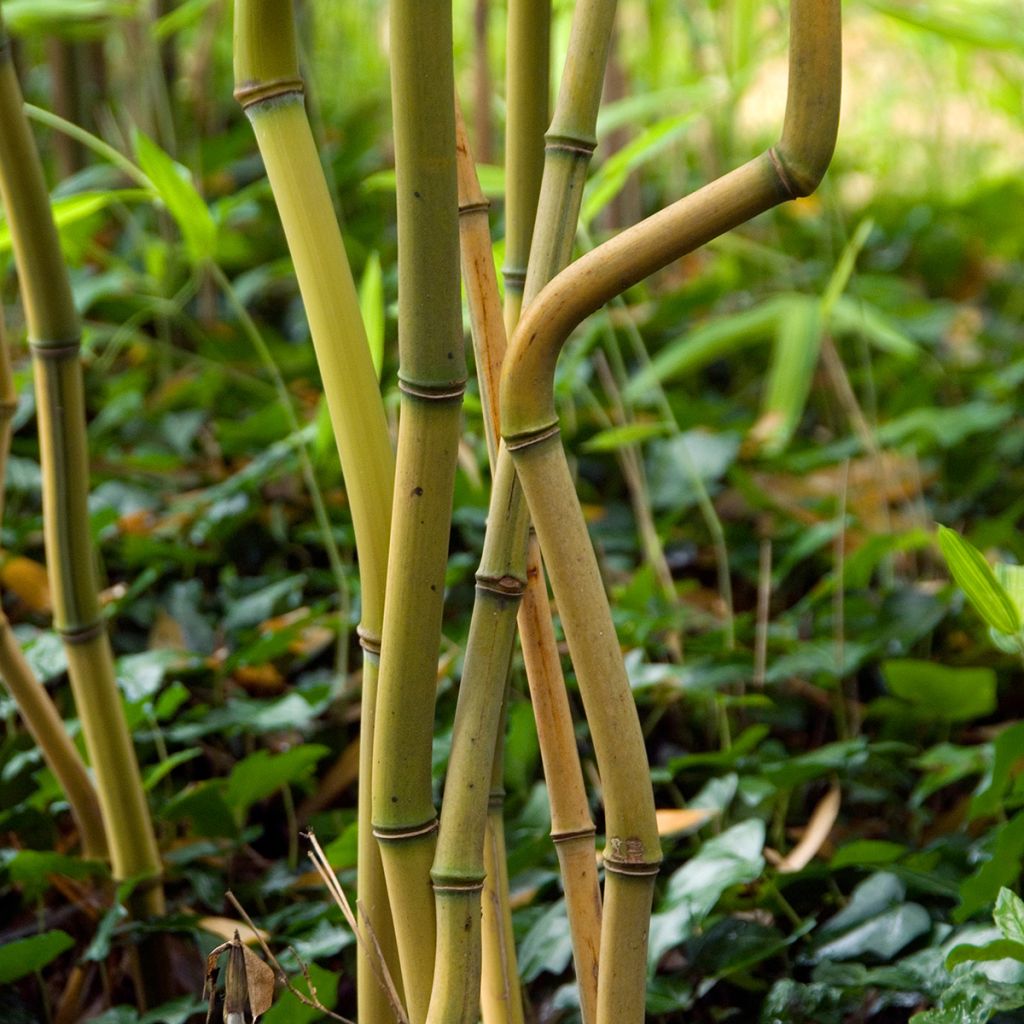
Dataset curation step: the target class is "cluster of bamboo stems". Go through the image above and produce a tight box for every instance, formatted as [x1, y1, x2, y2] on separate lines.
[0, 0, 840, 1020]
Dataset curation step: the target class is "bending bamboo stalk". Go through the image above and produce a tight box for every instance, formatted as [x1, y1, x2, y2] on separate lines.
[231, 4, 400, 1019]
[501, 4, 842, 1020]
[0, 321, 107, 861]
[0, 8, 163, 914]
[371, 2, 464, 1018]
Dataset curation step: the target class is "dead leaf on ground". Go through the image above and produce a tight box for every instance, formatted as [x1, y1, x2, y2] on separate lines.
[655, 807, 716, 838]
[777, 785, 841, 873]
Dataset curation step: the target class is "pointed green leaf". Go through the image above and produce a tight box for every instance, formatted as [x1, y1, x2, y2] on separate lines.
[995, 887, 1024, 945]
[134, 131, 216, 265]
[936, 526, 1020, 636]
[882, 659, 996, 722]
[0, 930, 74, 983]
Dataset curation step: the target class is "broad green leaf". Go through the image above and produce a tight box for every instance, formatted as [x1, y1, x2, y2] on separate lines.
[996, 564, 1024, 621]
[817, 872, 905, 939]
[262, 962, 337, 1024]
[648, 819, 765, 967]
[813, 903, 931, 962]
[519, 899, 574, 982]
[995, 888, 1024, 945]
[646, 430, 740, 511]
[970, 722, 1024, 820]
[882, 660, 997, 722]
[2, 0, 131, 32]
[0, 190, 147, 255]
[225, 744, 329, 820]
[936, 526, 1020, 636]
[134, 131, 216, 265]
[830, 840, 908, 869]
[946, 938, 1024, 970]
[831, 295, 919, 359]
[0, 930, 74, 983]
[957, 811, 1024, 922]
[358, 251, 385, 380]
[7, 850, 105, 900]
[582, 421, 672, 453]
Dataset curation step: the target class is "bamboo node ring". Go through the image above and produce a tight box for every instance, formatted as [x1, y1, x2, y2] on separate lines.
[59, 620, 106, 646]
[504, 422, 561, 452]
[475, 572, 527, 598]
[544, 132, 597, 157]
[234, 77, 305, 109]
[397, 377, 467, 402]
[458, 199, 490, 216]
[551, 825, 597, 845]
[767, 146, 799, 201]
[501, 268, 527, 289]
[431, 880, 486, 894]
[603, 859, 662, 878]
[372, 817, 439, 842]
[357, 626, 382, 655]
[31, 341, 81, 360]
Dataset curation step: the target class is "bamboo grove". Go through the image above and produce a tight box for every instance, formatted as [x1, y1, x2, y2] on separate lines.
[0, 1, 841, 1021]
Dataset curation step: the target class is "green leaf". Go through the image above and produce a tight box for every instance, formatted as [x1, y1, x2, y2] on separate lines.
[995, 564, 1024, 621]
[995, 888, 1024, 945]
[358, 251, 385, 380]
[957, 811, 1024, 922]
[7, 850, 105, 900]
[262, 962, 337, 1024]
[143, 748, 202, 792]
[519, 899, 574, 982]
[882, 660, 997, 722]
[582, 421, 672, 453]
[814, 903, 931, 962]
[0, 190, 148, 255]
[225, 744, 329, 820]
[649, 819, 765, 967]
[0, 930, 74, 983]
[936, 526, 1021, 636]
[970, 722, 1024, 820]
[945, 938, 1024, 970]
[830, 840, 908, 869]
[2, 0, 131, 33]
[134, 131, 216, 265]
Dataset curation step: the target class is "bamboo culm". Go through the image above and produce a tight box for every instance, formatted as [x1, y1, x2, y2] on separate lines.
[501, 3, 842, 1020]
[371, 2, 465, 1019]
[0, 7, 163, 916]
[232, 3, 400, 1018]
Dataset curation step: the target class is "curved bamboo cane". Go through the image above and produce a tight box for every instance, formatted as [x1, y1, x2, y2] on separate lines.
[0, 9, 163, 914]
[371, 2, 465, 1019]
[232, 4, 401, 1018]
[501, 3, 841, 1020]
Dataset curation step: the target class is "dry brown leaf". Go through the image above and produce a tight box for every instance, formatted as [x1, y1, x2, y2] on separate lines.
[0, 555, 51, 613]
[233, 664, 286, 695]
[242, 944, 276, 1020]
[777, 785, 841, 873]
[655, 807, 716, 837]
[149, 608, 188, 651]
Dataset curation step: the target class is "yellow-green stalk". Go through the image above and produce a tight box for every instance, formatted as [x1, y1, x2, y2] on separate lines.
[502, 0, 551, 334]
[501, 4, 842, 1019]
[370, 2, 464, 1019]
[232, 4, 400, 1018]
[455, 102, 526, 1024]
[0, 8, 163, 914]
[0, 321, 107, 860]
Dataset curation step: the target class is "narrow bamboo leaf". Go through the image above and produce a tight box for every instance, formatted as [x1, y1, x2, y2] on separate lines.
[358, 251, 385, 380]
[1, 0, 131, 31]
[0, 190, 148, 254]
[581, 113, 694, 226]
[820, 218, 873, 318]
[995, 887, 1024, 945]
[936, 526, 1021, 636]
[153, 0, 217, 39]
[882, 659, 997, 722]
[995, 564, 1024, 621]
[831, 295, 919, 358]
[134, 131, 216, 264]
[865, 0, 1024, 52]
[582, 421, 672, 453]
[624, 296, 789, 399]
[750, 295, 823, 455]
[0, 930, 74, 983]
[143, 748, 203, 791]
[945, 938, 1024, 970]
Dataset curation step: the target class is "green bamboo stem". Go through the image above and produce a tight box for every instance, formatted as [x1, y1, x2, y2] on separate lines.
[460, 88, 601, 1023]
[502, 0, 551, 334]
[232, 4, 400, 1019]
[0, 320, 106, 860]
[370, 2, 465, 1019]
[501, 4, 841, 1020]
[0, 11, 162, 914]
[455, 102, 526, 1024]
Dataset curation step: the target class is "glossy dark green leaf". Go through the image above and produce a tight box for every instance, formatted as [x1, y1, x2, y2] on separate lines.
[882, 659, 996, 722]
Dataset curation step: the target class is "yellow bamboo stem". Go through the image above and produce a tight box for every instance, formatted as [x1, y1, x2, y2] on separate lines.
[232, 4, 400, 1018]
[501, 4, 841, 1020]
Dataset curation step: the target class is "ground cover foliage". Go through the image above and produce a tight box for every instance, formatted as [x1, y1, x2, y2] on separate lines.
[1, 0, 1023, 1021]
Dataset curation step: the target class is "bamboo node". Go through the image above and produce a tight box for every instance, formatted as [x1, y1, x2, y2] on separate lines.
[503, 422, 561, 453]
[767, 146, 799, 201]
[356, 626, 382, 655]
[430, 879, 485, 894]
[475, 572, 526, 598]
[458, 199, 490, 217]
[31, 340, 81, 360]
[397, 377, 466, 402]
[501, 267, 527, 290]
[234, 77, 305, 110]
[544, 132, 597, 157]
[604, 836, 662, 877]
[58, 620, 106, 646]
[551, 825, 597, 845]
[372, 817, 439, 842]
